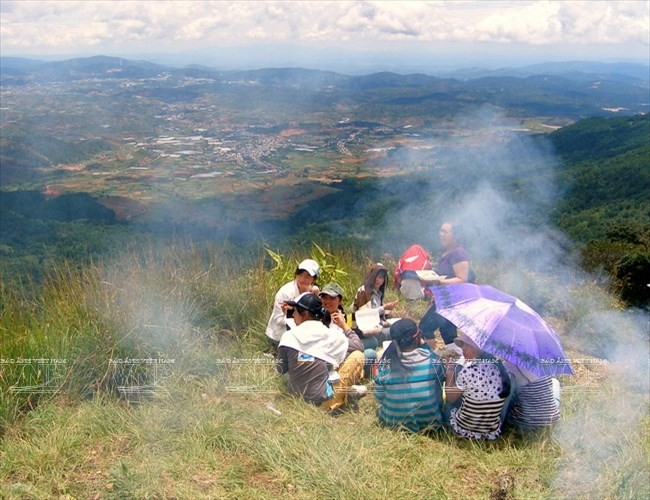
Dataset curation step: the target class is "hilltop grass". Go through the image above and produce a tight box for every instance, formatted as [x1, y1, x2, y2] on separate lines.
[1, 243, 648, 498]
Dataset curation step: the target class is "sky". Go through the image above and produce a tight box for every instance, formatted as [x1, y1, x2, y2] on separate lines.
[1, 0, 649, 71]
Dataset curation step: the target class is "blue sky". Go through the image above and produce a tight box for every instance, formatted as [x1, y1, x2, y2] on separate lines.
[1, 1, 648, 71]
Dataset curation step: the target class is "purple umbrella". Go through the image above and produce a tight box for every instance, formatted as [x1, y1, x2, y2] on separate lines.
[430, 283, 574, 376]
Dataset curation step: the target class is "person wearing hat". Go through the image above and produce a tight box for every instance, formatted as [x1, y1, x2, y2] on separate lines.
[320, 283, 363, 354]
[266, 259, 320, 345]
[277, 292, 362, 411]
[444, 333, 511, 440]
[319, 283, 366, 410]
[373, 319, 446, 432]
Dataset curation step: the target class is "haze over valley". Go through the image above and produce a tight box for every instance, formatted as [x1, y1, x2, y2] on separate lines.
[2, 56, 648, 240]
[1, 3, 649, 497]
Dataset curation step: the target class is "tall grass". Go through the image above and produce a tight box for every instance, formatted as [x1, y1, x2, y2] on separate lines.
[1, 243, 648, 498]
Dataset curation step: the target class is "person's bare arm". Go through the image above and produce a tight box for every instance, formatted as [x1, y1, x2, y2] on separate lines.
[444, 363, 463, 403]
[440, 261, 469, 284]
[383, 300, 398, 311]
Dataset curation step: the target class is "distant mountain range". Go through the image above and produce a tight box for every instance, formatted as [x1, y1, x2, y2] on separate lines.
[2, 55, 648, 119]
[2, 54, 648, 86]
[1, 55, 169, 82]
[445, 61, 650, 83]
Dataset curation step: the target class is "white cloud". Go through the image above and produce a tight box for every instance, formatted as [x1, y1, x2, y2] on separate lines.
[1, 0, 648, 58]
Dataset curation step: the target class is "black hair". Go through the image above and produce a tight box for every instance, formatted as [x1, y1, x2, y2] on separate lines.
[380, 320, 421, 375]
[380, 342, 415, 376]
[375, 268, 388, 300]
[296, 304, 326, 321]
[321, 305, 345, 328]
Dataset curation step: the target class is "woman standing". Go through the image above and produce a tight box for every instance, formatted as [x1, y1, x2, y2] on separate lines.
[433, 222, 473, 285]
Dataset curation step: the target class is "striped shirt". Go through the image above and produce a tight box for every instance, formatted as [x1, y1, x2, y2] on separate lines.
[507, 376, 560, 429]
[450, 360, 508, 440]
[374, 346, 445, 432]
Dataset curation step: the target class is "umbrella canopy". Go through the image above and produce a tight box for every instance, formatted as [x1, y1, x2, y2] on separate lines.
[431, 283, 573, 376]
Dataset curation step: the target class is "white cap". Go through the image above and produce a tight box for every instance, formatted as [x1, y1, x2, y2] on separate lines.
[297, 259, 319, 277]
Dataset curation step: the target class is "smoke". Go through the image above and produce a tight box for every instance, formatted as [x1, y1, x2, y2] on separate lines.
[96, 257, 207, 396]
[380, 106, 571, 275]
[554, 309, 649, 496]
[379, 105, 649, 494]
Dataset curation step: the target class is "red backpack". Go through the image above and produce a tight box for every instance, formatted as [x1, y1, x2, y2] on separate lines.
[394, 244, 432, 288]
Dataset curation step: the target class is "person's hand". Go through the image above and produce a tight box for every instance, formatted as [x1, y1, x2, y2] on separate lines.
[281, 302, 293, 314]
[331, 311, 346, 329]
[309, 285, 320, 294]
[384, 300, 398, 311]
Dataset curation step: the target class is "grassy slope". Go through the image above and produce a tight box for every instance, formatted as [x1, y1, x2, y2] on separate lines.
[1, 244, 648, 499]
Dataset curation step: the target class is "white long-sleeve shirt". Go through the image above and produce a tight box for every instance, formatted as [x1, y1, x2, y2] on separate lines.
[265, 280, 301, 342]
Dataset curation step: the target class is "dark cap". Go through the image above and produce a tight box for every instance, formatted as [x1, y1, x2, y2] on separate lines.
[285, 292, 324, 316]
[389, 318, 419, 349]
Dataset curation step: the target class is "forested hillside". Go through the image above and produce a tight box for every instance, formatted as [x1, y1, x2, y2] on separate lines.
[550, 114, 649, 163]
[549, 114, 649, 307]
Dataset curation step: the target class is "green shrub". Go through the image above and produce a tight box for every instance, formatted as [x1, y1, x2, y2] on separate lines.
[615, 252, 650, 309]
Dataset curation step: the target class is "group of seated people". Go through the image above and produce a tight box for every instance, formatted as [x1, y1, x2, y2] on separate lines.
[266, 221, 560, 439]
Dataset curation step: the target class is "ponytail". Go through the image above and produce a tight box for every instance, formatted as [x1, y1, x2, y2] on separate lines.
[380, 332, 421, 376]
[302, 305, 326, 321]
[322, 309, 332, 327]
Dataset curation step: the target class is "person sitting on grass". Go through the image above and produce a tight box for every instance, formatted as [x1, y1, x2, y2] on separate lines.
[373, 319, 446, 432]
[393, 243, 433, 301]
[352, 263, 398, 337]
[277, 292, 364, 413]
[502, 360, 560, 431]
[444, 333, 511, 440]
[265, 259, 320, 346]
[319, 283, 366, 410]
[419, 221, 475, 351]
[352, 263, 399, 376]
